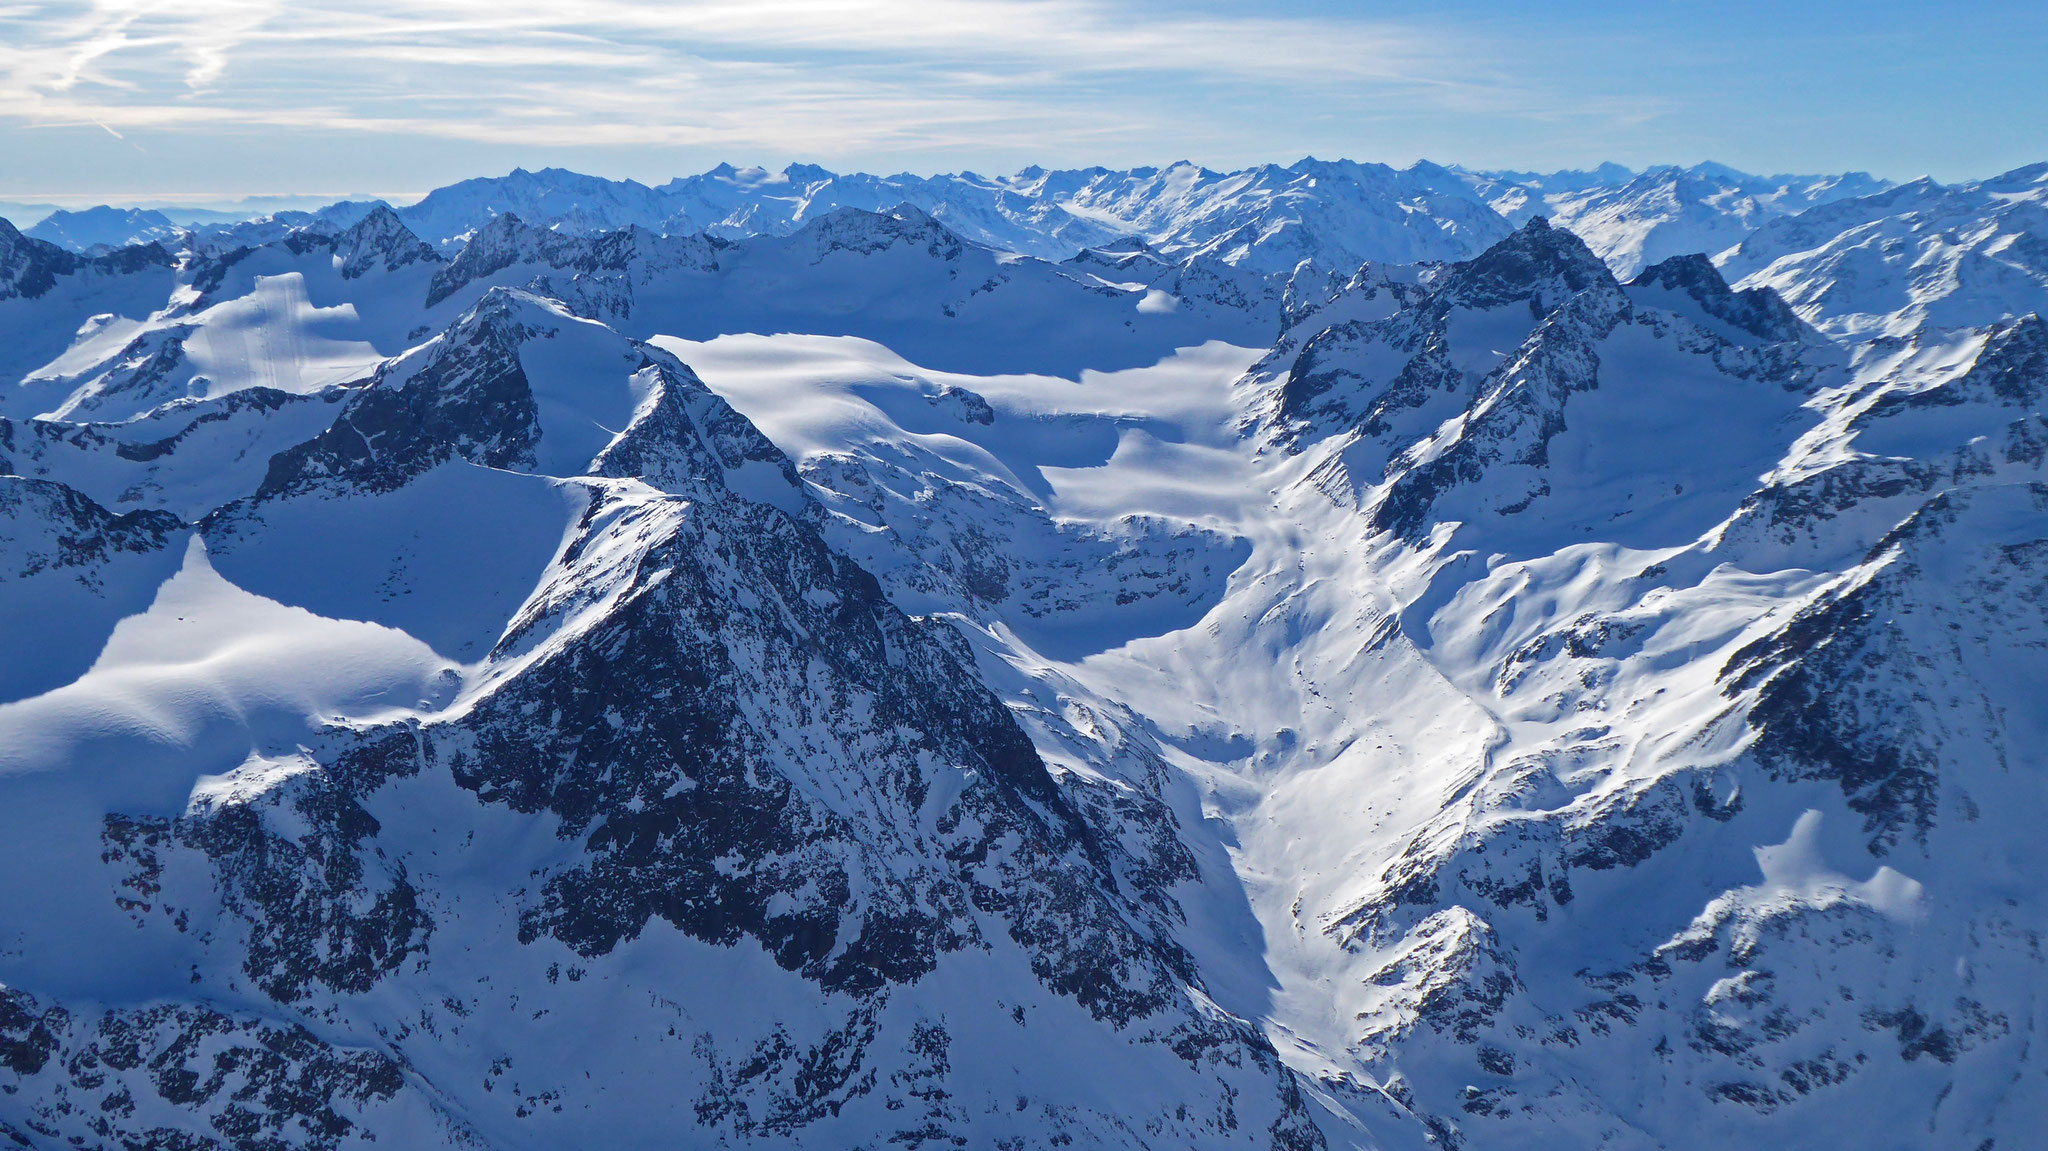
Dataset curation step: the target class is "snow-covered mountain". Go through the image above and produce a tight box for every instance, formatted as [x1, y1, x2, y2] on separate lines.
[1720, 162, 2048, 339]
[19, 161, 1898, 285]
[24, 207, 184, 255]
[1, 163, 2045, 1150]
[379, 160, 1512, 276]
[21, 160, 1996, 312]
[1461, 163, 1892, 280]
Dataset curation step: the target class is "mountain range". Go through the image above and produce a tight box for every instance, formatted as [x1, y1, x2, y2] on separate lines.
[2, 156, 2045, 1149]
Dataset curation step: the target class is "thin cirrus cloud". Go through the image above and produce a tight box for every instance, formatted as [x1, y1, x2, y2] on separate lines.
[0, 0, 1569, 155]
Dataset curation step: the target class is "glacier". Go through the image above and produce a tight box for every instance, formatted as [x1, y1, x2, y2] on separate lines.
[1, 158, 2045, 1150]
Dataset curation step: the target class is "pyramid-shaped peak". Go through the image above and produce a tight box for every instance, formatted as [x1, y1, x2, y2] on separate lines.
[424, 213, 550, 306]
[334, 203, 438, 279]
[347, 202, 406, 230]
[440, 211, 538, 255]
[1444, 215, 1615, 308]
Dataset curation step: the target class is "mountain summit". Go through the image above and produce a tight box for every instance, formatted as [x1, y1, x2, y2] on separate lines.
[0, 155, 2044, 1150]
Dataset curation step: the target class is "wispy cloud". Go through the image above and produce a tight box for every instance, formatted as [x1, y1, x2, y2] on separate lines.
[0, 0, 1615, 158]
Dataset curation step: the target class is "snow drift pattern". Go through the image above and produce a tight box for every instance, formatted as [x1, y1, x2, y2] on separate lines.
[0, 161, 2044, 1149]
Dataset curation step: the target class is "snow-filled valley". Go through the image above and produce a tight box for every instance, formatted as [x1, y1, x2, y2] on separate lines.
[2, 160, 2046, 1150]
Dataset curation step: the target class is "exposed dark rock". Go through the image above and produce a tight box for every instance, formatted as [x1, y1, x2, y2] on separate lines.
[1628, 253, 1808, 344]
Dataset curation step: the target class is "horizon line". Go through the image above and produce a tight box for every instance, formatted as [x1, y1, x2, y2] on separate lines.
[7, 154, 2036, 215]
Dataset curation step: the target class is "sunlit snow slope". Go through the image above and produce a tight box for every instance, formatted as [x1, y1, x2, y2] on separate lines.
[2, 167, 2045, 1151]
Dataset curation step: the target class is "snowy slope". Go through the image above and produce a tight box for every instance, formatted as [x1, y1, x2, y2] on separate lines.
[386, 160, 1511, 275]
[1, 157, 1975, 306]
[0, 163, 2046, 1151]
[25, 207, 184, 254]
[1465, 163, 1893, 280]
[0, 279, 1327, 1150]
[0, 207, 443, 424]
[677, 216, 2048, 1147]
[421, 204, 1287, 377]
[14, 159, 1517, 275]
[1720, 162, 2048, 338]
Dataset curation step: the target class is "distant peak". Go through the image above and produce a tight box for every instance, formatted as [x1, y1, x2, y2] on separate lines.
[1445, 214, 1615, 308]
[334, 204, 438, 279]
[1983, 160, 2048, 189]
[1685, 160, 1747, 181]
[424, 212, 547, 306]
[1627, 252, 1727, 294]
[1628, 252, 1807, 343]
[342, 202, 418, 243]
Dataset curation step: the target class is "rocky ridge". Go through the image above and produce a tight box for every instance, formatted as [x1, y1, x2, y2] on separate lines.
[0, 162, 2044, 1149]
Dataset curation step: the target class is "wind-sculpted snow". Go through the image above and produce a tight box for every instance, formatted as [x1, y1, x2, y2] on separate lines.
[417, 205, 1284, 377]
[0, 209, 446, 425]
[0, 475, 187, 703]
[0, 280, 1326, 1149]
[1171, 215, 2048, 1147]
[1, 172, 2046, 1150]
[17, 154, 2048, 345]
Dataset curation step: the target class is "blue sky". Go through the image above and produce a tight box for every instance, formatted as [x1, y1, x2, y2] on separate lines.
[1, 0, 2041, 205]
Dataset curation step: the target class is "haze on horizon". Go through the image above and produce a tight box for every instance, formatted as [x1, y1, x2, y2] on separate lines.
[1, 0, 2043, 206]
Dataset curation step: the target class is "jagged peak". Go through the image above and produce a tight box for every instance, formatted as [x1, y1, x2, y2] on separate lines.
[496, 165, 647, 191]
[252, 287, 577, 495]
[783, 161, 836, 184]
[884, 199, 936, 224]
[333, 203, 439, 279]
[1628, 252, 1729, 293]
[0, 213, 54, 261]
[476, 209, 535, 238]
[425, 213, 552, 307]
[1627, 252, 1808, 343]
[0, 215, 171, 300]
[1440, 214, 1616, 310]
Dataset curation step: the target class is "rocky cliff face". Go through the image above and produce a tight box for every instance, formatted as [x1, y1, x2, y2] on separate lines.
[0, 279, 1325, 1150]
[1, 180, 2045, 1150]
[1192, 216, 2048, 1148]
